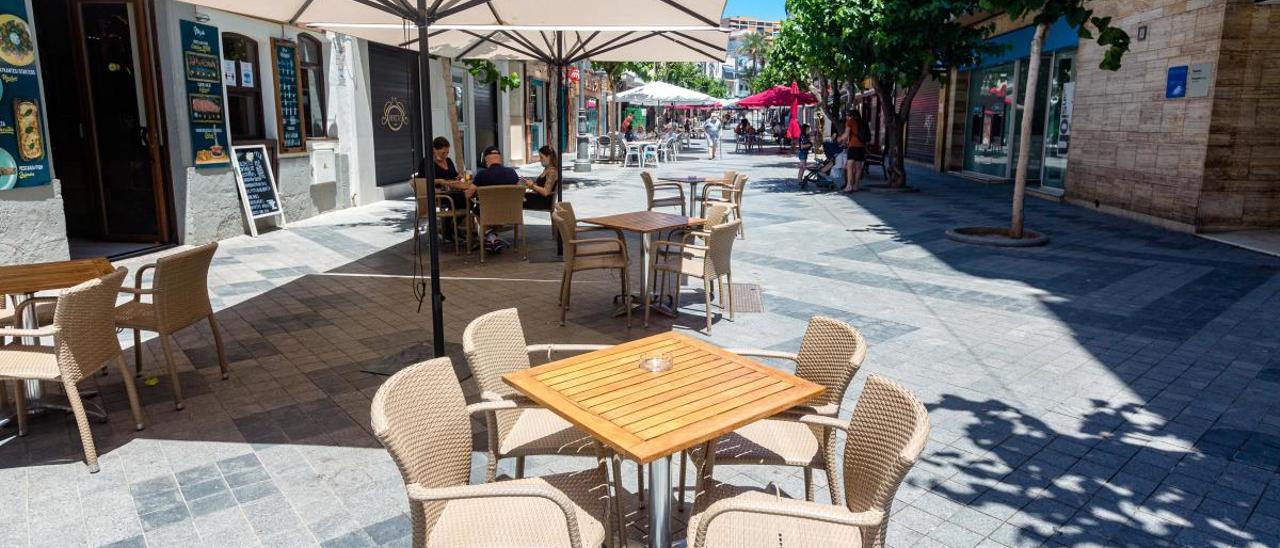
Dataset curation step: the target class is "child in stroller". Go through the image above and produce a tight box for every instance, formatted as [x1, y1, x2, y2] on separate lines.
[800, 140, 845, 189]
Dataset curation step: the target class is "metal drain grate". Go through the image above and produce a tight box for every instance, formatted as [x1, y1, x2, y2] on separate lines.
[730, 283, 766, 313]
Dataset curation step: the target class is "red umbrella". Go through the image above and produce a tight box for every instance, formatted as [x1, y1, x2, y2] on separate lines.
[737, 84, 817, 108]
[786, 82, 802, 139]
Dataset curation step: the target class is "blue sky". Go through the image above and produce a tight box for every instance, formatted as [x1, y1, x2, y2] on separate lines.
[723, 0, 786, 21]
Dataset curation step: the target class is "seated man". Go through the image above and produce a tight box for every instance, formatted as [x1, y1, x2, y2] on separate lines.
[472, 145, 520, 187]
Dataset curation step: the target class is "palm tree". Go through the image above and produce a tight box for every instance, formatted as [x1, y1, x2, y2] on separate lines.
[737, 31, 770, 81]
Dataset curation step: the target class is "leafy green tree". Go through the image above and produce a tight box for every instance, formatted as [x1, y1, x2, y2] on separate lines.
[981, 0, 1130, 238]
[773, 2, 859, 137]
[736, 31, 771, 82]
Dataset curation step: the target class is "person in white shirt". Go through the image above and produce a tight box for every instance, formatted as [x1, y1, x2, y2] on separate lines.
[702, 115, 722, 160]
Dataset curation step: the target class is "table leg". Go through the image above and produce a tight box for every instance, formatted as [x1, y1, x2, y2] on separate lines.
[647, 456, 673, 548]
[689, 182, 700, 217]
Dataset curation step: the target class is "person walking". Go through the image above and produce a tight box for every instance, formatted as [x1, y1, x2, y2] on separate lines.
[702, 114, 722, 160]
[839, 110, 869, 193]
[795, 124, 813, 183]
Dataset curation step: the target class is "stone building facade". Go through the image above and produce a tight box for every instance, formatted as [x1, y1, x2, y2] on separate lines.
[934, 0, 1279, 233]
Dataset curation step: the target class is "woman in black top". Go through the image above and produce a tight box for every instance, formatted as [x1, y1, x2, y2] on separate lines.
[418, 137, 469, 240]
[522, 145, 558, 210]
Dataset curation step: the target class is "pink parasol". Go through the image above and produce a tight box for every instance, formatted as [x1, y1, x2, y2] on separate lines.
[786, 82, 802, 139]
[737, 84, 817, 108]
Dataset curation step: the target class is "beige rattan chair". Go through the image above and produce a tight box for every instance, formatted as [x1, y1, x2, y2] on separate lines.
[412, 176, 472, 255]
[371, 357, 615, 548]
[552, 203, 632, 327]
[474, 185, 528, 262]
[645, 220, 741, 332]
[681, 204, 731, 245]
[0, 268, 146, 473]
[641, 171, 687, 216]
[115, 242, 229, 410]
[700, 173, 748, 238]
[687, 374, 930, 548]
[1, 296, 55, 346]
[685, 316, 868, 507]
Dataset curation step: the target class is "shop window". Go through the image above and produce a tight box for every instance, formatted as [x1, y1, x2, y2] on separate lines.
[298, 34, 327, 138]
[222, 33, 264, 140]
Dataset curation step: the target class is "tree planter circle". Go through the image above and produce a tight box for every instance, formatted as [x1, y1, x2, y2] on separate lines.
[859, 183, 920, 193]
[946, 226, 1049, 247]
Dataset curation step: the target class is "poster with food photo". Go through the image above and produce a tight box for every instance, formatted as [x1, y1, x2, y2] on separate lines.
[0, 0, 51, 191]
[181, 19, 230, 169]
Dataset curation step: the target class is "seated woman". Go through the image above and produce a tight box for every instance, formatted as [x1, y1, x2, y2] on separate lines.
[417, 137, 468, 240]
[522, 145, 558, 211]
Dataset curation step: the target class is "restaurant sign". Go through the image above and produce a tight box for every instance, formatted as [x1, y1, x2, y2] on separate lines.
[271, 38, 305, 152]
[231, 144, 286, 237]
[0, 0, 52, 191]
[181, 20, 231, 169]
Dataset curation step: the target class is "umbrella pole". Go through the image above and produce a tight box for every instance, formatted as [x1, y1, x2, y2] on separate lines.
[416, 3, 446, 358]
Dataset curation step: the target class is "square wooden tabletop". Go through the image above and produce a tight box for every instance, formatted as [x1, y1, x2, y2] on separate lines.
[0, 257, 114, 295]
[580, 211, 704, 235]
[503, 332, 825, 464]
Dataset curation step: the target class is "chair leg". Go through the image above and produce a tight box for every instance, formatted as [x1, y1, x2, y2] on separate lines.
[115, 356, 146, 431]
[804, 467, 814, 502]
[13, 381, 27, 437]
[63, 382, 99, 473]
[620, 268, 631, 328]
[0, 379, 7, 412]
[208, 315, 230, 380]
[637, 464, 645, 509]
[703, 278, 713, 333]
[479, 224, 487, 263]
[158, 334, 185, 411]
[515, 456, 525, 479]
[726, 273, 735, 321]
[559, 270, 572, 326]
[133, 329, 142, 377]
[677, 450, 687, 512]
[521, 224, 528, 261]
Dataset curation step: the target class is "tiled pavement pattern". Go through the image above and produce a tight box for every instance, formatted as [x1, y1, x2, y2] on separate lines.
[3, 144, 1280, 547]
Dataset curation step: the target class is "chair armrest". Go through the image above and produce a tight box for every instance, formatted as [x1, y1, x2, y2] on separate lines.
[13, 296, 57, 321]
[723, 349, 798, 362]
[133, 264, 156, 289]
[405, 482, 586, 548]
[692, 496, 883, 548]
[0, 326, 57, 338]
[526, 344, 611, 362]
[118, 287, 157, 296]
[782, 402, 840, 417]
[467, 396, 545, 415]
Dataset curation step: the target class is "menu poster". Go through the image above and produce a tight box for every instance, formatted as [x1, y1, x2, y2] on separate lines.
[231, 145, 286, 237]
[271, 38, 305, 153]
[0, 0, 52, 191]
[181, 20, 230, 169]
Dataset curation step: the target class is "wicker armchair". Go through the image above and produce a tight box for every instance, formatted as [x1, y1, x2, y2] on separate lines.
[641, 171, 687, 216]
[686, 316, 867, 506]
[474, 185, 527, 263]
[115, 242, 229, 410]
[700, 173, 748, 238]
[371, 357, 615, 548]
[552, 203, 632, 327]
[412, 176, 472, 255]
[645, 220, 741, 332]
[0, 268, 146, 473]
[687, 375, 930, 548]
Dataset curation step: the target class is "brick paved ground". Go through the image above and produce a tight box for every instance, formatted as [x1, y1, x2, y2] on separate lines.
[2, 143, 1279, 547]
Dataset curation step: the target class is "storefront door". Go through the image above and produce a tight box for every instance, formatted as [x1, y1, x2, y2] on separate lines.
[1041, 51, 1076, 191]
[962, 63, 1015, 178]
[528, 79, 546, 154]
[39, 0, 170, 248]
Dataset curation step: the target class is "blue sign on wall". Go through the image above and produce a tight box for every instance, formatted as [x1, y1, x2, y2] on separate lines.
[1166, 65, 1188, 99]
[181, 20, 231, 169]
[0, 0, 53, 191]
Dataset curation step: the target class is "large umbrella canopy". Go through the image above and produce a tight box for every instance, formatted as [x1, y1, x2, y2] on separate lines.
[185, 0, 727, 27]
[737, 85, 818, 108]
[614, 81, 720, 106]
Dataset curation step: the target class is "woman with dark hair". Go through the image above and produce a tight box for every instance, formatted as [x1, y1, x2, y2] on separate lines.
[522, 145, 558, 210]
[417, 137, 470, 242]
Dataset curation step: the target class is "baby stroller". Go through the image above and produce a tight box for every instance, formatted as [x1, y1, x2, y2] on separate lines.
[800, 141, 844, 189]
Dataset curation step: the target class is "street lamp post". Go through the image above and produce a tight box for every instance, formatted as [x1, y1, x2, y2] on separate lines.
[574, 60, 591, 172]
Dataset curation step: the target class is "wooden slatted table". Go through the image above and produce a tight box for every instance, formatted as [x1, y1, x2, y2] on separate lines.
[581, 211, 703, 317]
[504, 331, 823, 547]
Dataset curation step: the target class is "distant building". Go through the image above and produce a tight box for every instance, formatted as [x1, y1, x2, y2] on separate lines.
[720, 16, 782, 35]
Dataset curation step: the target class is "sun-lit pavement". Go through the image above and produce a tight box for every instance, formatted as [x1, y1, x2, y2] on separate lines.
[3, 142, 1279, 548]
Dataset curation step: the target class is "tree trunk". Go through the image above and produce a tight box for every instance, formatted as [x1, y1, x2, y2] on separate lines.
[1011, 22, 1049, 238]
[873, 81, 902, 187]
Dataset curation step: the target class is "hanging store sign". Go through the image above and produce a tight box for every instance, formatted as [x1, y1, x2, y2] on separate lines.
[0, 0, 52, 191]
[181, 20, 230, 169]
[271, 38, 306, 153]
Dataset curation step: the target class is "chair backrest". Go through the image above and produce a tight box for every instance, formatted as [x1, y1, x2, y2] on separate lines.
[794, 316, 867, 409]
[154, 242, 217, 331]
[475, 185, 525, 226]
[701, 220, 741, 279]
[842, 375, 930, 548]
[370, 357, 472, 542]
[52, 268, 128, 382]
[552, 202, 580, 262]
[409, 177, 430, 217]
[722, 170, 737, 185]
[702, 204, 731, 227]
[640, 171, 660, 210]
[462, 308, 531, 399]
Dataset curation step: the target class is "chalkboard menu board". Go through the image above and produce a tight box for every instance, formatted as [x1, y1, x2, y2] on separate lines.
[271, 38, 305, 153]
[231, 145, 285, 236]
[181, 20, 231, 169]
[0, 0, 53, 191]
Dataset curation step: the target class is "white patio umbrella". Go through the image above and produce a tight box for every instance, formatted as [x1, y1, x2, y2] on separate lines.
[614, 80, 720, 106]
[177, 0, 727, 366]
